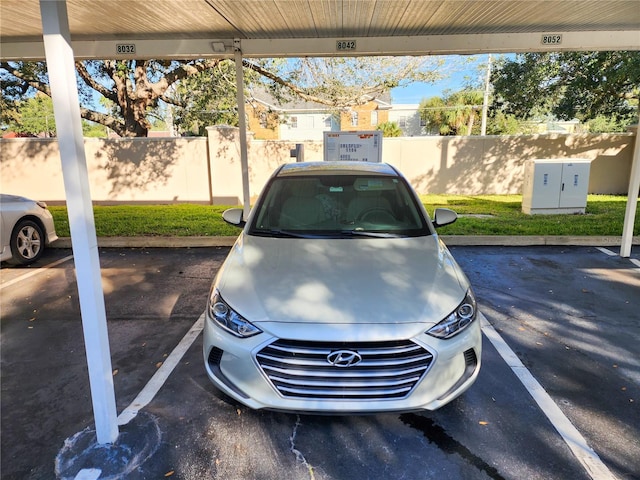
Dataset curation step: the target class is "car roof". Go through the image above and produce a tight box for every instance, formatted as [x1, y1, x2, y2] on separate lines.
[276, 161, 399, 177]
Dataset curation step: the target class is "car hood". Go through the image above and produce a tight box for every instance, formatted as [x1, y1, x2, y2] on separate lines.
[215, 234, 468, 327]
[1, 194, 33, 205]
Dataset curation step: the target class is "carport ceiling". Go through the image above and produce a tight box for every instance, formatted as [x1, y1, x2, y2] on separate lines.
[1, 0, 639, 60]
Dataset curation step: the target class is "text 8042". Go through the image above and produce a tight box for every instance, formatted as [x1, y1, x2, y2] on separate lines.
[336, 40, 356, 51]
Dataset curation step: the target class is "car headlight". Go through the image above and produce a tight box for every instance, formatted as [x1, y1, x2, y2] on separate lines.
[208, 291, 262, 338]
[427, 289, 477, 339]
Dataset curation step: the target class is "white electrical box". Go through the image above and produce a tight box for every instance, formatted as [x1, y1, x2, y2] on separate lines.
[522, 159, 591, 214]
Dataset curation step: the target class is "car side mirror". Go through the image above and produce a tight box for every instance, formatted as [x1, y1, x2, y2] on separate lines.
[433, 208, 457, 228]
[222, 208, 245, 227]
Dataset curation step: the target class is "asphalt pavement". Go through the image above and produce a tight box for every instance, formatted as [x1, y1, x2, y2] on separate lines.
[1, 244, 638, 480]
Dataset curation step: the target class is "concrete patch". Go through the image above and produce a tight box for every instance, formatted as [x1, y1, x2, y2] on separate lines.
[55, 412, 161, 480]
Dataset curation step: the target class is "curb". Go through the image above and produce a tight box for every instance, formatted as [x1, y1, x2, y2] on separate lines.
[51, 236, 238, 248]
[50, 235, 640, 249]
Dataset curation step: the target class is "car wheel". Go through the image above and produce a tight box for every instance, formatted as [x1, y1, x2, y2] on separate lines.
[9, 219, 45, 265]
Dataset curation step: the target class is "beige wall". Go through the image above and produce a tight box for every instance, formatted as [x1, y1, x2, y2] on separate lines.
[382, 133, 635, 196]
[1, 129, 635, 205]
[1, 137, 210, 204]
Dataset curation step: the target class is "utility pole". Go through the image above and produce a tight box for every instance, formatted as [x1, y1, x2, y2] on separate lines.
[481, 54, 492, 136]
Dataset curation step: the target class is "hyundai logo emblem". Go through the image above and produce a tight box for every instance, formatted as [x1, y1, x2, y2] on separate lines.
[327, 350, 362, 367]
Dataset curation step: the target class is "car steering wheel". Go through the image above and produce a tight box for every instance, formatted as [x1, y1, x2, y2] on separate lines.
[357, 208, 396, 223]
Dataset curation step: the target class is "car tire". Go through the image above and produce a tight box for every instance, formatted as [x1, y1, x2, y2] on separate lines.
[9, 219, 45, 265]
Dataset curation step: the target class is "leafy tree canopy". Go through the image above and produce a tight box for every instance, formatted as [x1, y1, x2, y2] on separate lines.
[1, 56, 444, 137]
[8, 93, 56, 137]
[419, 90, 484, 135]
[259, 57, 443, 105]
[490, 51, 640, 130]
[376, 121, 402, 137]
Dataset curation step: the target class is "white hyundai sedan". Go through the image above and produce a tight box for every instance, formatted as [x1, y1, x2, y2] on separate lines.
[203, 161, 481, 413]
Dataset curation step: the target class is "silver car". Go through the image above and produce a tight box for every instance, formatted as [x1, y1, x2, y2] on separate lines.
[0, 194, 58, 265]
[203, 161, 481, 413]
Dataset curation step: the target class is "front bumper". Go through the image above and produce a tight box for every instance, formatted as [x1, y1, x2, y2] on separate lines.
[203, 314, 482, 413]
[43, 211, 58, 246]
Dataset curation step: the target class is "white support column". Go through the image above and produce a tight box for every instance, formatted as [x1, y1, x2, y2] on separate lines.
[621, 123, 640, 257]
[234, 39, 251, 219]
[480, 54, 492, 136]
[40, 0, 118, 444]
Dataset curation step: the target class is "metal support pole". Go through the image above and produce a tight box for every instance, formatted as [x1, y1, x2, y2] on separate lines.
[40, 0, 118, 444]
[481, 54, 492, 136]
[290, 144, 305, 162]
[620, 123, 639, 257]
[234, 39, 251, 220]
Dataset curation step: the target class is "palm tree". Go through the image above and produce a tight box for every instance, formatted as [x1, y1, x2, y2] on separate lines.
[376, 121, 402, 137]
[419, 90, 484, 135]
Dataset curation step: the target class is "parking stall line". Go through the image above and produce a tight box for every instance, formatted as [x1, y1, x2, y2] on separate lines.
[73, 468, 102, 480]
[481, 314, 617, 480]
[117, 312, 205, 426]
[0, 254, 74, 291]
[596, 246, 640, 269]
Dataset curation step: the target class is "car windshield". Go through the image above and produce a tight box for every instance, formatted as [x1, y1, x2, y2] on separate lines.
[248, 174, 432, 238]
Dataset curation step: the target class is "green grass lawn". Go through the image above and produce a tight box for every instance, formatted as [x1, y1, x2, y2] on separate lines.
[48, 195, 639, 238]
[49, 204, 242, 237]
[421, 194, 639, 236]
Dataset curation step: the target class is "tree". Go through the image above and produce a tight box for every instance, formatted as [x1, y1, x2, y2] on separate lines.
[585, 115, 628, 133]
[1, 59, 225, 137]
[419, 90, 484, 135]
[167, 60, 252, 136]
[491, 51, 640, 130]
[169, 56, 444, 135]
[259, 57, 443, 105]
[82, 121, 108, 137]
[1, 56, 444, 138]
[376, 121, 402, 137]
[452, 90, 484, 135]
[419, 96, 448, 134]
[7, 93, 56, 137]
[1, 96, 20, 130]
[485, 111, 531, 135]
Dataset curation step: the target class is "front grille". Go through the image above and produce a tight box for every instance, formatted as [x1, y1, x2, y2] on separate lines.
[256, 339, 433, 400]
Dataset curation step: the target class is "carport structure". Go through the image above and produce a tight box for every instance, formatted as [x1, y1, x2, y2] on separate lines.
[1, 0, 639, 449]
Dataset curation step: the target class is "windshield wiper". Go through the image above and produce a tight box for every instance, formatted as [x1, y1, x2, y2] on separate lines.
[342, 230, 403, 238]
[251, 228, 404, 239]
[251, 229, 321, 238]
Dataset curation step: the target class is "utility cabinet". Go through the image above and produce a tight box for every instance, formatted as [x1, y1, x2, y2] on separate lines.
[522, 159, 591, 214]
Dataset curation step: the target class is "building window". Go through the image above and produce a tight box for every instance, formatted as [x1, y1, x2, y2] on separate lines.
[419, 116, 427, 127]
[351, 112, 358, 127]
[290, 116, 298, 128]
[259, 112, 268, 128]
[324, 116, 332, 128]
[371, 110, 378, 126]
[398, 116, 407, 128]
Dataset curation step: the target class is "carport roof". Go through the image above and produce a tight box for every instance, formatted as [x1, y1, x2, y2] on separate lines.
[1, 0, 639, 60]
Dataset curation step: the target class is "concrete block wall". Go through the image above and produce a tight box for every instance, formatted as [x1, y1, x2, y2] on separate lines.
[1, 129, 635, 205]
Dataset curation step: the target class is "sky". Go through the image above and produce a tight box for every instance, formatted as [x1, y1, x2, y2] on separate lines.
[391, 78, 467, 104]
[390, 54, 500, 105]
